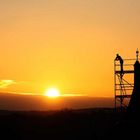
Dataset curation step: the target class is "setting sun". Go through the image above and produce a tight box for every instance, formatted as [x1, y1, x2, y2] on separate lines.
[45, 88, 60, 98]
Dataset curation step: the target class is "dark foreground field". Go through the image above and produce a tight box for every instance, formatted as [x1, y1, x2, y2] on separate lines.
[0, 108, 139, 140]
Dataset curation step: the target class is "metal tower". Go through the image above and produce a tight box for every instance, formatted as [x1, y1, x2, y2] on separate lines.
[114, 50, 139, 110]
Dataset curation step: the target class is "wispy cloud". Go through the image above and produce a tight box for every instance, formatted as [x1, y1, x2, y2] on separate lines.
[0, 80, 16, 89]
[61, 93, 87, 97]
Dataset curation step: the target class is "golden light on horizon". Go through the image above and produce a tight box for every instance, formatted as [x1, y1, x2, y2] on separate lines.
[45, 88, 60, 98]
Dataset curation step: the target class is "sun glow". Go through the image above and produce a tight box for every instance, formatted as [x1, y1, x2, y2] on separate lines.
[45, 88, 60, 98]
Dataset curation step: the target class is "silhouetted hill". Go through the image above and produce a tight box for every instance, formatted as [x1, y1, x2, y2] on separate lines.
[0, 108, 124, 140]
[0, 94, 138, 140]
[0, 93, 114, 110]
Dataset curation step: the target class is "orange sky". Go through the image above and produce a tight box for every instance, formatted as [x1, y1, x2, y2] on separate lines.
[0, 0, 140, 98]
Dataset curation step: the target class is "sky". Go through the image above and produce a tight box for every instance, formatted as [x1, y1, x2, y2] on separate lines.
[0, 0, 140, 109]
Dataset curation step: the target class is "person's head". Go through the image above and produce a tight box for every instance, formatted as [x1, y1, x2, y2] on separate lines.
[116, 54, 119, 57]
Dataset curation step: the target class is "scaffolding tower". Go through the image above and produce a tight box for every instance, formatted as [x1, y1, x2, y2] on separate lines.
[114, 53, 137, 109]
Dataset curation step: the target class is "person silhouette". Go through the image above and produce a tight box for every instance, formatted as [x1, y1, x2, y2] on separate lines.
[115, 54, 124, 77]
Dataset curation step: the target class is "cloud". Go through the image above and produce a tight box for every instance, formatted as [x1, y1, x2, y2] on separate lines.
[0, 80, 16, 89]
